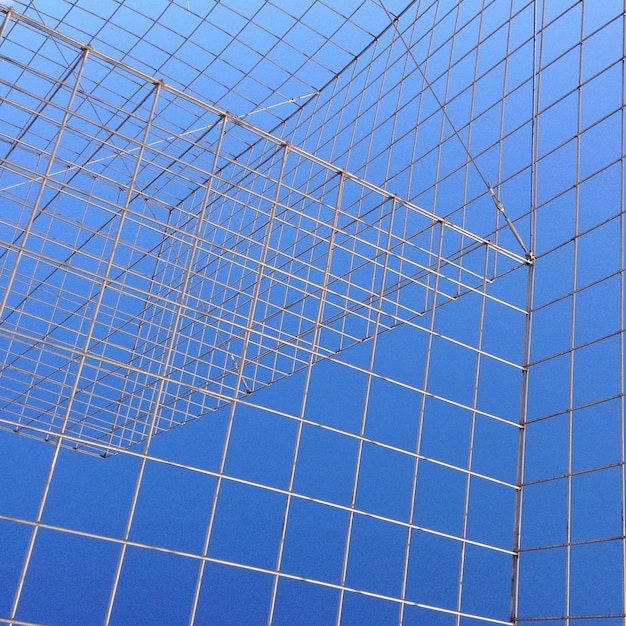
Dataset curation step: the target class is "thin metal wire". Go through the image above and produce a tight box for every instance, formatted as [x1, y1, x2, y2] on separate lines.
[371, 0, 532, 260]
[399, 218, 446, 623]
[619, 11, 626, 624]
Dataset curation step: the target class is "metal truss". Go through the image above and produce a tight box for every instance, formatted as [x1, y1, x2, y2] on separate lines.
[0, 6, 527, 455]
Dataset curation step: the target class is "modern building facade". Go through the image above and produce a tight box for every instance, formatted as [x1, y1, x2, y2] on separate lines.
[0, 0, 623, 624]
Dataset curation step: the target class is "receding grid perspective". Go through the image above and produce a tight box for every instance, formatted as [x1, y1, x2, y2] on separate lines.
[0, 0, 622, 624]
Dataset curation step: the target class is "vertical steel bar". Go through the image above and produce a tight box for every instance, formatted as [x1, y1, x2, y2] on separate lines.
[0, 5, 12, 38]
[266, 172, 345, 626]
[89, 79, 167, 624]
[563, 9, 585, 623]
[398, 218, 446, 625]
[188, 142, 290, 625]
[7, 45, 92, 621]
[455, 242, 490, 626]
[335, 195, 397, 625]
[620, 7, 626, 624]
[509, 0, 540, 621]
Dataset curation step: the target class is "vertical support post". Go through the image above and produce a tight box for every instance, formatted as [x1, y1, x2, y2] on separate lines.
[334, 193, 397, 625]
[233, 143, 289, 395]
[101, 104, 228, 626]
[454, 241, 491, 626]
[619, 2, 626, 625]
[509, 0, 539, 621]
[398, 218, 446, 624]
[266, 171, 346, 626]
[101, 114, 228, 455]
[188, 142, 289, 625]
[8, 44, 92, 621]
[0, 5, 12, 39]
[85, 79, 165, 623]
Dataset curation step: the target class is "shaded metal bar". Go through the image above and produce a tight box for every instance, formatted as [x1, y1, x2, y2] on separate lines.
[509, 0, 541, 621]
[188, 142, 291, 626]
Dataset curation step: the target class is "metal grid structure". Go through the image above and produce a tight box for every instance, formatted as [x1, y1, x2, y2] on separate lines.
[0, 0, 624, 625]
[0, 5, 527, 454]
